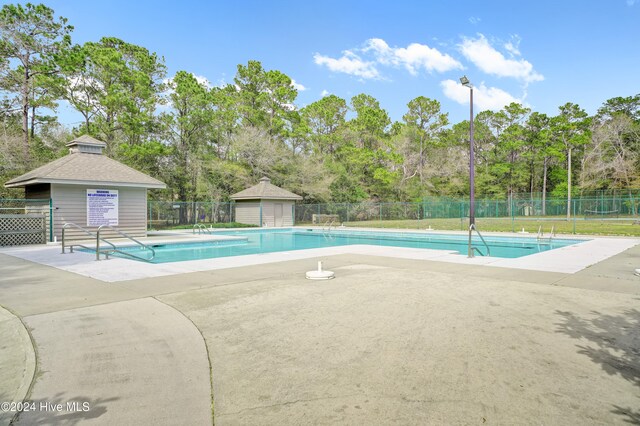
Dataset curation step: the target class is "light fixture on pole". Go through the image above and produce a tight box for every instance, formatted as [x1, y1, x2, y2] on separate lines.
[460, 75, 475, 257]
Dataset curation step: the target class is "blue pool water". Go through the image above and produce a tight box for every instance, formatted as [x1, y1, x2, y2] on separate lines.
[106, 228, 586, 263]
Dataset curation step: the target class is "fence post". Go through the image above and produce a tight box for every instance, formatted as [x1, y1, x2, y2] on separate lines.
[573, 199, 576, 234]
[194, 201, 198, 224]
[49, 198, 53, 242]
[511, 197, 515, 232]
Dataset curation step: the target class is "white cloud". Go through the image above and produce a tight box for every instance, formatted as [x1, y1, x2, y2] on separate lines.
[459, 34, 543, 83]
[504, 35, 521, 57]
[364, 38, 462, 74]
[158, 74, 213, 112]
[469, 16, 481, 25]
[291, 79, 307, 91]
[193, 75, 211, 88]
[67, 75, 104, 106]
[441, 79, 520, 111]
[313, 51, 380, 79]
[314, 38, 461, 79]
[163, 74, 212, 91]
[320, 89, 330, 97]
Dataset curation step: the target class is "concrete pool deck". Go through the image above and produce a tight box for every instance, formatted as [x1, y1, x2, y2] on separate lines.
[0, 229, 638, 282]
[0, 235, 639, 424]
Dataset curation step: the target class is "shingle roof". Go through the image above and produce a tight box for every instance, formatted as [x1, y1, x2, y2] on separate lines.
[230, 177, 302, 200]
[66, 134, 107, 147]
[4, 150, 166, 189]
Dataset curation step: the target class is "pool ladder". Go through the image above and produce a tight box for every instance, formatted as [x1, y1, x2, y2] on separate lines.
[193, 223, 212, 235]
[536, 225, 555, 243]
[468, 224, 491, 258]
[322, 219, 336, 239]
[61, 222, 155, 262]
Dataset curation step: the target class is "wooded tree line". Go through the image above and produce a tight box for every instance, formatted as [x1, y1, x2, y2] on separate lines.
[1, 3, 639, 202]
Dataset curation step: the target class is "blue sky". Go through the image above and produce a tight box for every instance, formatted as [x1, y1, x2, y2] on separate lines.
[9, 0, 640, 126]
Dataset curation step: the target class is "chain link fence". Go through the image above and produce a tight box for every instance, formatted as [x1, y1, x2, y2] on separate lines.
[294, 195, 640, 235]
[3, 196, 638, 237]
[147, 194, 640, 235]
[148, 201, 235, 229]
[148, 195, 640, 235]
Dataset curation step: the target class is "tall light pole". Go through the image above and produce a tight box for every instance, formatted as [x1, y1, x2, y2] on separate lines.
[460, 75, 475, 257]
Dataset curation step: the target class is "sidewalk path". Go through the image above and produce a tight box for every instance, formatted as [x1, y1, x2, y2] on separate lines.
[14, 298, 212, 425]
[0, 254, 212, 426]
[0, 306, 35, 426]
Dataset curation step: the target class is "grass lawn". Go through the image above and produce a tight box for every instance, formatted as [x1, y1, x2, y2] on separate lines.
[299, 216, 640, 237]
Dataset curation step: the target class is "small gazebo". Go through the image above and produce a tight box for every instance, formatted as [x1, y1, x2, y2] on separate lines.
[4, 135, 165, 241]
[231, 177, 302, 227]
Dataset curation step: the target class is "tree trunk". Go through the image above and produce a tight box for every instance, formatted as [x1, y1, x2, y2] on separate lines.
[30, 105, 36, 139]
[419, 135, 424, 184]
[105, 112, 117, 156]
[529, 161, 534, 196]
[22, 65, 30, 165]
[508, 187, 513, 217]
[178, 185, 187, 224]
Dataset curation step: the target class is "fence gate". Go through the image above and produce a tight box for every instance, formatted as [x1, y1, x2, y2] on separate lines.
[0, 214, 47, 246]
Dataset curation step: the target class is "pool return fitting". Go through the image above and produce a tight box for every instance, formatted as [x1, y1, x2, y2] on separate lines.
[306, 261, 335, 280]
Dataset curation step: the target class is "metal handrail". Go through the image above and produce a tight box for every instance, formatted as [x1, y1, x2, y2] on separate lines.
[62, 222, 118, 261]
[322, 219, 335, 238]
[470, 246, 488, 257]
[193, 223, 211, 235]
[468, 224, 491, 258]
[97, 225, 155, 261]
[61, 222, 156, 262]
[536, 225, 554, 243]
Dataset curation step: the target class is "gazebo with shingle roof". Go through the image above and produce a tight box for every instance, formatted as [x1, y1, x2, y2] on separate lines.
[4, 135, 165, 241]
[231, 177, 302, 227]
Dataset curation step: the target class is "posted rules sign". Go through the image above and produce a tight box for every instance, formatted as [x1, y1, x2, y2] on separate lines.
[87, 189, 119, 226]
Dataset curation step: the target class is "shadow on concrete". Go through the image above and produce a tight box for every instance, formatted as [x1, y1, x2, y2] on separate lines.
[554, 308, 640, 386]
[12, 393, 118, 425]
[611, 405, 640, 425]
[555, 309, 640, 424]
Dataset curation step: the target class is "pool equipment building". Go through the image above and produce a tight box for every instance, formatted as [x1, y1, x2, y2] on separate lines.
[231, 177, 302, 227]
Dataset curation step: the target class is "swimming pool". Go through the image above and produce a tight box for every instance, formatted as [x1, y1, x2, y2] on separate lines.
[105, 228, 587, 263]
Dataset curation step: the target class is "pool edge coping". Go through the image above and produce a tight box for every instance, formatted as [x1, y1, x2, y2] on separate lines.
[1, 231, 638, 283]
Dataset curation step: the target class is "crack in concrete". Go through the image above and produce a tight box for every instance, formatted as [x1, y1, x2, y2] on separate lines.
[218, 393, 363, 416]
